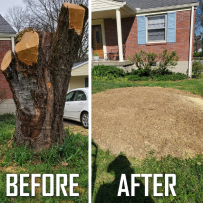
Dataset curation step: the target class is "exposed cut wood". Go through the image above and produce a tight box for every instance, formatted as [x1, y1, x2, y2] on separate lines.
[1, 50, 11, 71]
[63, 3, 85, 35]
[15, 31, 39, 66]
[15, 27, 34, 44]
[0, 3, 88, 152]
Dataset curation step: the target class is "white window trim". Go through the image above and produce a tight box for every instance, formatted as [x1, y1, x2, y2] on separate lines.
[146, 14, 167, 43]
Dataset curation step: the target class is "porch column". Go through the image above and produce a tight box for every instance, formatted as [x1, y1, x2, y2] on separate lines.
[116, 9, 123, 62]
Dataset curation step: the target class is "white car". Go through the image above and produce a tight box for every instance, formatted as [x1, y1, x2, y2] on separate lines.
[63, 88, 89, 128]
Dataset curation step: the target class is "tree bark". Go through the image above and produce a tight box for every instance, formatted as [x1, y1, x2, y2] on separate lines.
[1, 3, 88, 152]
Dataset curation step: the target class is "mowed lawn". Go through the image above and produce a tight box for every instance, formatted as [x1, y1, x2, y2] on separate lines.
[0, 114, 88, 203]
[92, 76, 203, 203]
[92, 76, 203, 95]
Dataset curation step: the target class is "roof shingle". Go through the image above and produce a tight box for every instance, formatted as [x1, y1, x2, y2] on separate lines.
[115, 0, 198, 10]
[0, 14, 16, 34]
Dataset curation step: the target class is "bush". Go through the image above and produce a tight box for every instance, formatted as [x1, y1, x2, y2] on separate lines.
[158, 49, 179, 73]
[126, 73, 187, 81]
[92, 65, 125, 78]
[192, 60, 203, 78]
[92, 64, 187, 81]
[128, 49, 179, 73]
[151, 73, 187, 81]
[0, 114, 16, 125]
[92, 50, 187, 81]
[128, 50, 157, 70]
[193, 51, 202, 57]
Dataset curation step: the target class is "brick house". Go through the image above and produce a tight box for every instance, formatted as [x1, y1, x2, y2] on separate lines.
[0, 14, 16, 115]
[92, 0, 199, 77]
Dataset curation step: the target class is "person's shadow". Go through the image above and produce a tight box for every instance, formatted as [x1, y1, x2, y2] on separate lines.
[94, 154, 155, 203]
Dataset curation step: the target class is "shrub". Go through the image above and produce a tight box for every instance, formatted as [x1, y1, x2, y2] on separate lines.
[193, 51, 202, 57]
[92, 65, 125, 78]
[0, 114, 15, 125]
[157, 49, 179, 73]
[192, 60, 203, 78]
[92, 64, 187, 81]
[128, 49, 179, 74]
[151, 73, 187, 81]
[128, 50, 157, 70]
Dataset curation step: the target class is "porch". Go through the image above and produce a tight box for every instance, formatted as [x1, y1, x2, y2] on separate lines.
[91, 59, 134, 72]
[91, 0, 136, 62]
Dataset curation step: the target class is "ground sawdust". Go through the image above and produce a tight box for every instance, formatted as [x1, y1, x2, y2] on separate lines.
[92, 87, 203, 160]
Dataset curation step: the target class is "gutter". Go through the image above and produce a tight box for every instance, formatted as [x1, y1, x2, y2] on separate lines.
[72, 61, 88, 69]
[135, 2, 199, 14]
[0, 33, 16, 37]
[0, 33, 16, 53]
[123, 2, 136, 14]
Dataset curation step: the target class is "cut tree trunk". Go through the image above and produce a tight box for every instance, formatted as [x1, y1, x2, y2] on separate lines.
[1, 3, 88, 152]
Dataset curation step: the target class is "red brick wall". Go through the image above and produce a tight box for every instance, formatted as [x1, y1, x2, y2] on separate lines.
[104, 10, 194, 61]
[0, 40, 12, 99]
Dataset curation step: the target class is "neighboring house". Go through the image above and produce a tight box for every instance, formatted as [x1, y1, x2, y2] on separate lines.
[92, 0, 199, 76]
[69, 61, 89, 91]
[0, 14, 16, 115]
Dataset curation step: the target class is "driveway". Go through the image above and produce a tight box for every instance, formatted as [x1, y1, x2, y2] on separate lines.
[63, 119, 88, 136]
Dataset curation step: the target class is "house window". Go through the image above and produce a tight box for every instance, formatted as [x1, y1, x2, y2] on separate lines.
[147, 15, 166, 42]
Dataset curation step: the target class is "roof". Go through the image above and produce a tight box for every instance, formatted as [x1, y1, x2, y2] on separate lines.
[114, 0, 199, 10]
[0, 14, 16, 34]
[72, 61, 88, 69]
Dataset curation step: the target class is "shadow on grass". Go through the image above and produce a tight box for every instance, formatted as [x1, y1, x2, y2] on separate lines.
[92, 141, 98, 197]
[93, 153, 155, 203]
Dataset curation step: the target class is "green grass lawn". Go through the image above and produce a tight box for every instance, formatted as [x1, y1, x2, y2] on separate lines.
[0, 114, 88, 203]
[92, 76, 203, 202]
[92, 76, 203, 95]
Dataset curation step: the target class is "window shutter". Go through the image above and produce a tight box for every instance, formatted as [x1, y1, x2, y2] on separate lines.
[167, 12, 176, 43]
[137, 15, 146, 44]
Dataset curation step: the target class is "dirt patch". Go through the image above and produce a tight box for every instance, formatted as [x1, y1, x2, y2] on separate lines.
[64, 126, 88, 136]
[63, 120, 88, 136]
[92, 87, 203, 160]
[3, 166, 26, 173]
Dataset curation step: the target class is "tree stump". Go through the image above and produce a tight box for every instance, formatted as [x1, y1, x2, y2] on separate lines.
[1, 3, 88, 152]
